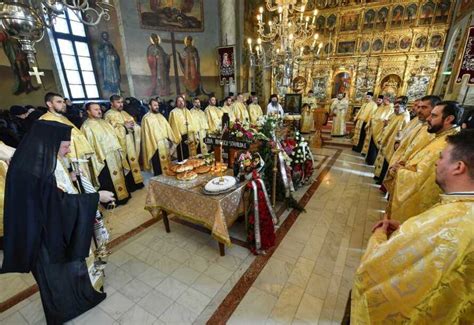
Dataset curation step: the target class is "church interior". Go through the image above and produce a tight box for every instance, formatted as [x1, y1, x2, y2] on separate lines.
[0, 0, 473, 324]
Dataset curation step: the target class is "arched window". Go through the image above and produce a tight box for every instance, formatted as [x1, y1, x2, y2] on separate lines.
[49, 9, 100, 101]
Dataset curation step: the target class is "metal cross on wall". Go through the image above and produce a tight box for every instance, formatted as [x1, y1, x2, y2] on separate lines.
[29, 66, 45, 85]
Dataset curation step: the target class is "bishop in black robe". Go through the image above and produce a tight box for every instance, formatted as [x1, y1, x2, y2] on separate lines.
[1, 121, 106, 324]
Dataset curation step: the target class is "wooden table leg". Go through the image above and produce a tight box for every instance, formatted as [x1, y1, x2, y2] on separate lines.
[162, 210, 171, 233]
[218, 242, 225, 256]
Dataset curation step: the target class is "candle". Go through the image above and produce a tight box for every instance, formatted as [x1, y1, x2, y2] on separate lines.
[247, 38, 252, 53]
[317, 42, 323, 55]
[305, 16, 309, 29]
[268, 20, 272, 32]
[220, 142, 223, 163]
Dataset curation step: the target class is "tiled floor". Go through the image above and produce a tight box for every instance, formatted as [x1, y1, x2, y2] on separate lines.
[228, 147, 385, 324]
[0, 146, 385, 324]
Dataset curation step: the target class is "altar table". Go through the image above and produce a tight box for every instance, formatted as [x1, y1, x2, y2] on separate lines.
[144, 173, 247, 256]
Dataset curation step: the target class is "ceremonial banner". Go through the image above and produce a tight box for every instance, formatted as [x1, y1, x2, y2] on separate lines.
[456, 26, 474, 85]
[217, 46, 236, 85]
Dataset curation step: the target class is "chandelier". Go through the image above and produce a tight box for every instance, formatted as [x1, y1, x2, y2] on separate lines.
[0, 0, 112, 64]
[247, 0, 323, 90]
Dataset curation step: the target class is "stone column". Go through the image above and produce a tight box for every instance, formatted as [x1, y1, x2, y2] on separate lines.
[219, 0, 237, 96]
[262, 66, 272, 109]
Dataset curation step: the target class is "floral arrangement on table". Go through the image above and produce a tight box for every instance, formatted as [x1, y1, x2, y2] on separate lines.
[234, 151, 265, 180]
[257, 114, 283, 140]
[226, 121, 263, 142]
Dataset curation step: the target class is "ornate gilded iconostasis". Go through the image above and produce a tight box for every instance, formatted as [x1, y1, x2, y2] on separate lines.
[248, 0, 455, 107]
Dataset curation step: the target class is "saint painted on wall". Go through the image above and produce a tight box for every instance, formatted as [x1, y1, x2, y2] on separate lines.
[147, 33, 171, 97]
[98, 31, 122, 94]
[0, 31, 39, 95]
[178, 36, 205, 95]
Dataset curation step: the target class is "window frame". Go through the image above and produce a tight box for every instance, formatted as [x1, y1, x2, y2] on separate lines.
[50, 9, 100, 101]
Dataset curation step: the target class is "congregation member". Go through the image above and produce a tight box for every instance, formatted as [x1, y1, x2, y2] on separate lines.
[10, 105, 43, 139]
[205, 95, 223, 133]
[81, 102, 131, 205]
[387, 101, 462, 222]
[461, 109, 473, 129]
[352, 92, 377, 152]
[169, 95, 198, 160]
[104, 95, 144, 191]
[141, 98, 179, 176]
[248, 94, 263, 124]
[351, 130, 474, 324]
[330, 93, 349, 137]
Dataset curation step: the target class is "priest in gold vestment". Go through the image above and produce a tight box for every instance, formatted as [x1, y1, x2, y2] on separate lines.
[190, 98, 209, 155]
[169, 95, 198, 160]
[104, 95, 143, 190]
[205, 96, 223, 133]
[363, 96, 394, 165]
[373, 96, 410, 181]
[301, 90, 317, 133]
[384, 96, 440, 193]
[248, 95, 263, 125]
[81, 102, 130, 205]
[0, 141, 14, 239]
[39, 92, 101, 187]
[232, 93, 250, 122]
[300, 104, 314, 133]
[388, 101, 463, 222]
[330, 93, 349, 136]
[352, 92, 377, 152]
[141, 98, 179, 176]
[352, 130, 474, 324]
[221, 96, 236, 124]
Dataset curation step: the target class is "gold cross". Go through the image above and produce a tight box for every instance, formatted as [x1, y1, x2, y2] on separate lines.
[29, 66, 45, 84]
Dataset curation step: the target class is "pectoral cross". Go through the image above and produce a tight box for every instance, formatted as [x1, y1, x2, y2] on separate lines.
[29, 66, 45, 84]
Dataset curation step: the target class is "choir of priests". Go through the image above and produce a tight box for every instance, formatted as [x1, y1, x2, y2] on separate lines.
[349, 92, 473, 323]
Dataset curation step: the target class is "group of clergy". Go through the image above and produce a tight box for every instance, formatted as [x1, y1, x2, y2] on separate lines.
[0, 92, 266, 209]
[349, 92, 474, 323]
